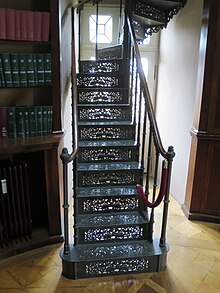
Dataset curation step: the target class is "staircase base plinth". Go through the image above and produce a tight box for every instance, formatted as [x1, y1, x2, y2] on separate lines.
[60, 239, 169, 279]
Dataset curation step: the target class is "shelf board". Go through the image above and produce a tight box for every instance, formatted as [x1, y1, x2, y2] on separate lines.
[0, 133, 64, 155]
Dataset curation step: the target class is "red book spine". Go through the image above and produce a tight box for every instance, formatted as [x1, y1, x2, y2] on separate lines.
[34, 11, 42, 42]
[0, 8, 6, 40]
[5, 8, 15, 40]
[0, 107, 7, 139]
[41, 12, 50, 42]
[26, 11, 34, 41]
[20, 10, 28, 41]
[15, 10, 21, 40]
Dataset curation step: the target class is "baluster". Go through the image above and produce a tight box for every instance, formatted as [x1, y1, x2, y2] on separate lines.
[149, 151, 159, 240]
[60, 148, 70, 254]
[95, 0, 99, 59]
[160, 146, 175, 247]
[137, 79, 142, 148]
[145, 126, 152, 195]
[141, 92, 147, 169]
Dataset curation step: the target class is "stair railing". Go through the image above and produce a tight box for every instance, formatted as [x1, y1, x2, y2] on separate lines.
[126, 14, 175, 247]
[60, 3, 85, 255]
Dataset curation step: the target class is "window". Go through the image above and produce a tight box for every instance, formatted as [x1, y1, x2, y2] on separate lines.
[89, 15, 113, 43]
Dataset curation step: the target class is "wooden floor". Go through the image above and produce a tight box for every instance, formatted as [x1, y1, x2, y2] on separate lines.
[0, 197, 220, 293]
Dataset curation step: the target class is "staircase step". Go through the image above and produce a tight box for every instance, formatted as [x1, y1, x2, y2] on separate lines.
[78, 141, 138, 163]
[75, 211, 149, 244]
[77, 162, 141, 171]
[79, 140, 137, 148]
[77, 211, 148, 228]
[79, 59, 122, 73]
[77, 73, 123, 88]
[60, 239, 169, 279]
[76, 186, 140, 214]
[78, 122, 135, 140]
[76, 185, 139, 197]
[132, 1, 167, 23]
[139, 0, 186, 11]
[78, 105, 132, 122]
[78, 88, 129, 104]
[77, 163, 142, 187]
[97, 44, 123, 60]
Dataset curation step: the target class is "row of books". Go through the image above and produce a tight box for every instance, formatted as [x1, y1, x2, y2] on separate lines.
[0, 53, 52, 88]
[0, 106, 53, 139]
[0, 8, 50, 42]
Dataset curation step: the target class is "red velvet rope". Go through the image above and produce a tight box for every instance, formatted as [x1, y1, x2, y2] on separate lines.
[137, 160, 168, 208]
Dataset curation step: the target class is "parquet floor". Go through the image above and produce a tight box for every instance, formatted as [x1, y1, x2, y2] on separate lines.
[0, 197, 220, 293]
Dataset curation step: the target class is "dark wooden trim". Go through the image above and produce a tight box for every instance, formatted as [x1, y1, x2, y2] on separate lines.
[181, 204, 220, 223]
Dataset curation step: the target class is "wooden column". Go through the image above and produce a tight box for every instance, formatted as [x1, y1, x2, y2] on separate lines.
[183, 0, 220, 222]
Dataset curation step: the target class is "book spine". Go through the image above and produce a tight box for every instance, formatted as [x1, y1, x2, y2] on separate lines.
[26, 11, 34, 41]
[15, 10, 21, 41]
[33, 54, 38, 86]
[18, 54, 28, 87]
[43, 54, 52, 85]
[42, 106, 48, 136]
[5, 8, 15, 40]
[10, 53, 20, 87]
[36, 54, 45, 86]
[20, 10, 28, 41]
[23, 107, 29, 137]
[41, 12, 50, 42]
[0, 107, 8, 139]
[34, 11, 42, 42]
[26, 54, 35, 86]
[29, 107, 37, 137]
[16, 107, 25, 138]
[47, 106, 53, 134]
[36, 106, 43, 136]
[1, 53, 13, 88]
[0, 55, 5, 87]
[6, 107, 17, 138]
[0, 8, 6, 40]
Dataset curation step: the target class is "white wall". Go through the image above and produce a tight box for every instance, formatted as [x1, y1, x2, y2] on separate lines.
[156, 0, 203, 203]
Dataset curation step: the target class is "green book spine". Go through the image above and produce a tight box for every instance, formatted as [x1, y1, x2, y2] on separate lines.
[29, 107, 37, 136]
[0, 55, 5, 87]
[36, 54, 45, 86]
[43, 53, 51, 85]
[1, 53, 13, 87]
[36, 106, 43, 136]
[42, 106, 48, 136]
[10, 53, 20, 87]
[33, 54, 38, 86]
[26, 54, 35, 86]
[0, 106, 7, 138]
[6, 107, 17, 138]
[23, 107, 29, 137]
[18, 54, 28, 87]
[47, 105, 53, 134]
[16, 107, 25, 138]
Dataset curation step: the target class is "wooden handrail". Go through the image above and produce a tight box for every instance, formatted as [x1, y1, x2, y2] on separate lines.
[126, 14, 167, 158]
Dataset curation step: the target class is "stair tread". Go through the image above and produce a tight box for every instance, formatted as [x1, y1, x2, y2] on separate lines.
[77, 211, 148, 228]
[60, 239, 168, 262]
[78, 121, 134, 126]
[140, 0, 185, 10]
[78, 104, 130, 107]
[79, 140, 137, 148]
[132, 14, 165, 27]
[77, 162, 141, 171]
[76, 186, 139, 197]
[79, 59, 122, 64]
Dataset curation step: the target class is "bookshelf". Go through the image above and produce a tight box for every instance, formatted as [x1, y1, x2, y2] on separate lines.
[0, 0, 63, 258]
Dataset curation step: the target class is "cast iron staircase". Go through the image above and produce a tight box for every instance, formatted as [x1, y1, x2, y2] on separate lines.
[60, 0, 186, 279]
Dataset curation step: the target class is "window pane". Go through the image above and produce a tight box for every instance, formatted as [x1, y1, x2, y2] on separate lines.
[89, 15, 113, 44]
